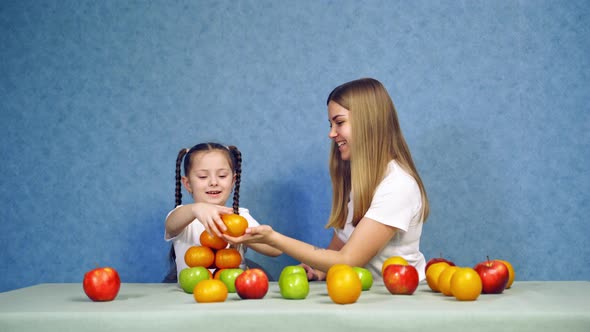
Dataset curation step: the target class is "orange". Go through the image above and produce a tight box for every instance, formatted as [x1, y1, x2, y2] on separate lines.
[425, 262, 450, 292]
[326, 265, 362, 304]
[193, 279, 228, 303]
[221, 214, 248, 237]
[214, 248, 242, 269]
[438, 266, 459, 296]
[450, 267, 482, 301]
[496, 259, 515, 289]
[184, 246, 215, 268]
[326, 264, 352, 283]
[381, 256, 409, 275]
[200, 230, 228, 250]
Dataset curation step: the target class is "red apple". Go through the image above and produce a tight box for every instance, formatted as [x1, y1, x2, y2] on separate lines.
[425, 255, 455, 273]
[235, 268, 269, 299]
[474, 258, 509, 294]
[83, 266, 121, 301]
[383, 264, 419, 295]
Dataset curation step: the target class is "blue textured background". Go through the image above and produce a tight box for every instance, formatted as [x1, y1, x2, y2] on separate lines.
[1, 1, 589, 292]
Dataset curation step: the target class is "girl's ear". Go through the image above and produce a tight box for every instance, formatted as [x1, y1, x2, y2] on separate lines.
[181, 176, 192, 193]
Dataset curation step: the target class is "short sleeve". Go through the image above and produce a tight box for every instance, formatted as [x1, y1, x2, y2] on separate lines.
[364, 166, 421, 232]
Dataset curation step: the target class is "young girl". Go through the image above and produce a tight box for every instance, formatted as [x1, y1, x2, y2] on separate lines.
[163, 143, 281, 283]
[224, 78, 429, 281]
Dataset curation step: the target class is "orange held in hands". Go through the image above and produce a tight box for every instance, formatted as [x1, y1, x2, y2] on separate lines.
[193, 279, 228, 303]
[184, 246, 215, 268]
[200, 230, 228, 250]
[221, 214, 248, 237]
[326, 264, 362, 304]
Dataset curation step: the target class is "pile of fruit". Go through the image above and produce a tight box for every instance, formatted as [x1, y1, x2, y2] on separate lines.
[425, 255, 515, 301]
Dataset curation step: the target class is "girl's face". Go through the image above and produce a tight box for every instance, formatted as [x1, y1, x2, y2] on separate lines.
[182, 150, 235, 206]
[328, 100, 352, 160]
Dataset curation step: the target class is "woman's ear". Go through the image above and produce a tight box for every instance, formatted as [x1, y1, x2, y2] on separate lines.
[181, 176, 192, 193]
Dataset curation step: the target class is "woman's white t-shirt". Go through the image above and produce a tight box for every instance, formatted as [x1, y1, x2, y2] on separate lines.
[164, 207, 259, 280]
[334, 160, 426, 281]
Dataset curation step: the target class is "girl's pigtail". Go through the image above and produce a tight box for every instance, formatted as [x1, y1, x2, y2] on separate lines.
[228, 145, 242, 215]
[175, 148, 188, 207]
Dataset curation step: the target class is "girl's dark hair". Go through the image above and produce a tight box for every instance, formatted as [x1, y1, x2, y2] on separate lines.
[162, 143, 242, 283]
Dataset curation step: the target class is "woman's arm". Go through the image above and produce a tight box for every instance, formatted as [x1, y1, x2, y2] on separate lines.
[246, 243, 282, 257]
[225, 216, 397, 273]
[302, 233, 345, 280]
[165, 203, 233, 238]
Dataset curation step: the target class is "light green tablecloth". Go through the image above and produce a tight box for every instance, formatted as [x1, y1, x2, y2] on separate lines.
[1, 281, 588, 331]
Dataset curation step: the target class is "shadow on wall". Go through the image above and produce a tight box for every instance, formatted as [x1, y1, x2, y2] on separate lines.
[418, 124, 519, 266]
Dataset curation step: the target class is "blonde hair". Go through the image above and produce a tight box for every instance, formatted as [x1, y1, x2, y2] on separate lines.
[325, 78, 429, 229]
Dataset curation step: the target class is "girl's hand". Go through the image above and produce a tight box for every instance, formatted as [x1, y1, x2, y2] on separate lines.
[223, 225, 275, 245]
[191, 202, 233, 237]
[300, 263, 325, 281]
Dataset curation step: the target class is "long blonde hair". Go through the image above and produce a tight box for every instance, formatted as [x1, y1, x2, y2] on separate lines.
[325, 78, 429, 229]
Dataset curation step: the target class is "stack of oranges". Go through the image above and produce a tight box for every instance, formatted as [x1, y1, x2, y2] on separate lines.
[184, 213, 248, 277]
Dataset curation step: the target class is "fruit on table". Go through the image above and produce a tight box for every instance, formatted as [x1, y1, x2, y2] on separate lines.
[383, 264, 419, 295]
[235, 268, 269, 299]
[179, 266, 210, 294]
[83, 266, 121, 301]
[279, 265, 309, 299]
[425, 255, 455, 273]
[194, 279, 228, 303]
[437, 266, 460, 296]
[426, 261, 450, 292]
[326, 264, 362, 304]
[474, 257, 509, 294]
[352, 266, 373, 291]
[184, 245, 215, 268]
[219, 268, 244, 293]
[221, 213, 248, 237]
[381, 256, 409, 275]
[496, 259, 515, 289]
[450, 267, 482, 301]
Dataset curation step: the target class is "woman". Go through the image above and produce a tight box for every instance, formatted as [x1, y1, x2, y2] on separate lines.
[225, 78, 429, 281]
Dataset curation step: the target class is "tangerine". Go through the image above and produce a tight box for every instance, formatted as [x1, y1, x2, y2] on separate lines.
[425, 261, 450, 292]
[221, 214, 248, 237]
[200, 230, 228, 250]
[450, 267, 482, 301]
[184, 246, 215, 268]
[326, 265, 362, 304]
[215, 248, 242, 269]
[496, 259, 515, 289]
[193, 279, 228, 303]
[438, 266, 459, 296]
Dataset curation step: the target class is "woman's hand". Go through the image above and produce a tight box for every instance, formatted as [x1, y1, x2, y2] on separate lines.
[223, 225, 276, 245]
[191, 202, 233, 237]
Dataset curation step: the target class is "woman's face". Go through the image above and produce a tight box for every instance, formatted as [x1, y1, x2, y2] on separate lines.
[182, 150, 235, 206]
[328, 100, 352, 160]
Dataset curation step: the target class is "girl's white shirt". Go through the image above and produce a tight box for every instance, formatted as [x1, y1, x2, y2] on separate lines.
[335, 160, 426, 281]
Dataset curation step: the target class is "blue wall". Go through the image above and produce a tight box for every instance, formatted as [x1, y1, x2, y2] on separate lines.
[1, 0, 588, 292]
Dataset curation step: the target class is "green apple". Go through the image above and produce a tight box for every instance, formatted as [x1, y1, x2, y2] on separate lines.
[178, 267, 210, 294]
[219, 268, 244, 293]
[279, 265, 309, 299]
[352, 266, 373, 291]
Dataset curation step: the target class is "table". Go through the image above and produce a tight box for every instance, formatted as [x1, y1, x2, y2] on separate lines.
[1, 281, 589, 331]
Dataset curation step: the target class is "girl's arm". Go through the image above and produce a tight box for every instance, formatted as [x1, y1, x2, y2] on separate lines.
[165, 203, 233, 238]
[225, 216, 397, 273]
